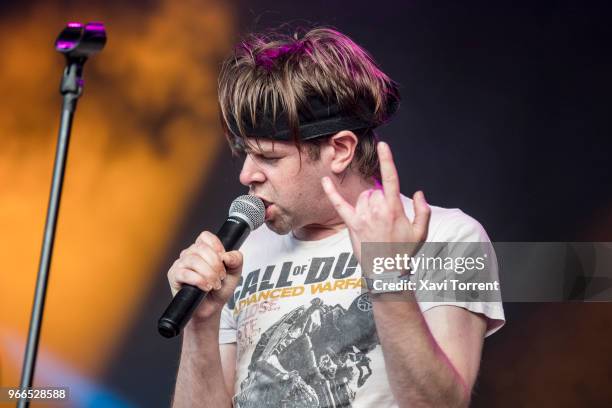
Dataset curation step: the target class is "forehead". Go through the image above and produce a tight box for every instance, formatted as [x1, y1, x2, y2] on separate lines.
[239, 137, 296, 153]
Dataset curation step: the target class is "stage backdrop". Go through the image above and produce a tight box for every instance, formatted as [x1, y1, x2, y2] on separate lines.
[0, 1, 611, 407]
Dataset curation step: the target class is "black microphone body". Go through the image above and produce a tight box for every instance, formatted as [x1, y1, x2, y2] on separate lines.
[158, 196, 264, 338]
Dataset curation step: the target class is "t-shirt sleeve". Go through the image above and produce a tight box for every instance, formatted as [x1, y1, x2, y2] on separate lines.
[219, 303, 237, 344]
[419, 209, 506, 337]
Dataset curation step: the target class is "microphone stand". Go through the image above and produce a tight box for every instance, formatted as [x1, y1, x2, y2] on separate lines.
[17, 22, 106, 408]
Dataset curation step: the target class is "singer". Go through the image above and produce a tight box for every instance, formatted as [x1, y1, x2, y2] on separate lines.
[168, 27, 505, 407]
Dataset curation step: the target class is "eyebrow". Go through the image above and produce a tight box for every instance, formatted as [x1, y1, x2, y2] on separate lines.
[230, 136, 284, 155]
[233, 145, 274, 158]
[243, 143, 278, 155]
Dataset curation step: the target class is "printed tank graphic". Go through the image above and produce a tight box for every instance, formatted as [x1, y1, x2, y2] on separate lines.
[234, 293, 379, 408]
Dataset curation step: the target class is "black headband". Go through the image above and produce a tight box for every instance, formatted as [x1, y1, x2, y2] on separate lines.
[227, 91, 400, 142]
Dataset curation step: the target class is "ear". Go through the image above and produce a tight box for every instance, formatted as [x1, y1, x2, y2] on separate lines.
[325, 130, 359, 175]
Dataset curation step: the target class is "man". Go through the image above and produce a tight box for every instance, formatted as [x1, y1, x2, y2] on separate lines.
[168, 27, 504, 407]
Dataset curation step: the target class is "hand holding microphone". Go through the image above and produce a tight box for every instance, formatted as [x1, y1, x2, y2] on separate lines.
[166, 232, 243, 323]
[158, 195, 265, 338]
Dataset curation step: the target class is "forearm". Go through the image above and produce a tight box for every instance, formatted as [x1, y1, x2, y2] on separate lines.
[172, 317, 232, 408]
[371, 293, 469, 408]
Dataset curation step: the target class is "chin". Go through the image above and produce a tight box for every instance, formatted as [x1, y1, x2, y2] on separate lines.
[265, 219, 292, 235]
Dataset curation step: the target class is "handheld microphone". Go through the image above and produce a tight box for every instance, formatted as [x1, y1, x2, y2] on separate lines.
[158, 195, 265, 338]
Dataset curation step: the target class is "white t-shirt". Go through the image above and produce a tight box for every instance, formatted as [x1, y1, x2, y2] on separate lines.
[220, 195, 505, 408]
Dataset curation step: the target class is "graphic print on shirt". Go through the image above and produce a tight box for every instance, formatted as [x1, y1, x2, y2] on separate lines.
[229, 252, 363, 316]
[234, 293, 378, 408]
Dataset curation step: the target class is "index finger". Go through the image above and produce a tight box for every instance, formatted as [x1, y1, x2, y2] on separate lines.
[377, 142, 401, 202]
[196, 231, 225, 253]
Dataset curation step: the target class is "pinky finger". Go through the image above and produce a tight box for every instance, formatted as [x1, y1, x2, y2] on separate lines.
[412, 191, 431, 239]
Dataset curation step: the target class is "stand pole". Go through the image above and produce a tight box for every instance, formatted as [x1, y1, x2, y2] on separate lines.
[17, 61, 83, 408]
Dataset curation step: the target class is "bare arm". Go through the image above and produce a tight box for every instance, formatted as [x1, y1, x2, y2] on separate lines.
[322, 142, 488, 407]
[372, 298, 486, 407]
[172, 320, 235, 408]
[167, 231, 243, 408]
[220, 343, 237, 398]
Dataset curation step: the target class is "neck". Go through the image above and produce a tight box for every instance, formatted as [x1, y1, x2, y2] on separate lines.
[292, 219, 347, 241]
[292, 173, 376, 241]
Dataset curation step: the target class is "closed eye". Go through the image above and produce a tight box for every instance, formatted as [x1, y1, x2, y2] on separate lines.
[260, 156, 280, 162]
[252, 154, 281, 163]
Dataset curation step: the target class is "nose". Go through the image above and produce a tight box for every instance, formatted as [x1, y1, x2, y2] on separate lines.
[239, 154, 266, 186]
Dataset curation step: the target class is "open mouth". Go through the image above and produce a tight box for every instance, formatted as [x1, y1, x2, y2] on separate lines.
[256, 197, 272, 208]
[249, 194, 273, 218]
[257, 198, 274, 220]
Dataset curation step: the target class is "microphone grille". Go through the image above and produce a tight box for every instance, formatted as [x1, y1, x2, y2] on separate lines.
[229, 195, 265, 230]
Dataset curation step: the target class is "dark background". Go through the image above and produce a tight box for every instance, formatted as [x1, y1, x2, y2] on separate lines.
[108, 1, 612, 407]
[3, 0, 611, 406]
[108, 2, 612, 407]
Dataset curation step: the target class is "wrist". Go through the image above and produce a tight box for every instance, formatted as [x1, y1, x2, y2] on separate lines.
[184, 313, 221, 337]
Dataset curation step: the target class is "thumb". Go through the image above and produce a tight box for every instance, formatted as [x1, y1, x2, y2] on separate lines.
[222, 250, 243, 273]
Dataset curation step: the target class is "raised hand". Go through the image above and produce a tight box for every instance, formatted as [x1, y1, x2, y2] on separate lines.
[321, 141, 431, 263]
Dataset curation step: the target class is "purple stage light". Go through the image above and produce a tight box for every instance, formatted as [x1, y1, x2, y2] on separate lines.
[56, 41, 74, 49]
